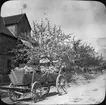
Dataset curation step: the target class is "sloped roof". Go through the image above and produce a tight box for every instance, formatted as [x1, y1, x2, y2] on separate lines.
[0, 16, 16, 38]
[3, 13, 31, 30]
[3, 13, 25, 25]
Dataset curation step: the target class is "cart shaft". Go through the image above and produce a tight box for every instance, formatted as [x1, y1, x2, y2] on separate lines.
[0, 86, 30, 92]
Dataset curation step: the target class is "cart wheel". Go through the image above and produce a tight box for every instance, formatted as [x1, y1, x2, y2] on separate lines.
[31, 81, 42, 103]
[56, 75, 67, 95]
[44, 86, 50, 96]
[8, 83, 21, 102]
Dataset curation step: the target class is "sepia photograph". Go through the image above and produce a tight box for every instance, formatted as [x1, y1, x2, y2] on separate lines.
[0, 0, 106, 104]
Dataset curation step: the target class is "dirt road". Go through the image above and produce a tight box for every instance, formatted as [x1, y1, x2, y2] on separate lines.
[1, 73, 106, 104]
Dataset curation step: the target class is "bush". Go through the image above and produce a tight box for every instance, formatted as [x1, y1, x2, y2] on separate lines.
[83, 73, 95, 80]
[65, 71, 96, 86]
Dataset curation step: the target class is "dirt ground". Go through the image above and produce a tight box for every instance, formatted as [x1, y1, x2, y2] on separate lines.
[1, 72, 106, 104]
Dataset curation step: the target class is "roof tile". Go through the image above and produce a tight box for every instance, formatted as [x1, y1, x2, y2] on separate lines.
[3, 13, 25, 25]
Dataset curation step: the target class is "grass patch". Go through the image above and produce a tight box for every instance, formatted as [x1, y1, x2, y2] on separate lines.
[83, 73, 95, 80]
[65, 72, 99, 86]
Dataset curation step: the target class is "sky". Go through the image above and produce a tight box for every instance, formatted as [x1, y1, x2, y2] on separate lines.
[1, 0, 106, 59]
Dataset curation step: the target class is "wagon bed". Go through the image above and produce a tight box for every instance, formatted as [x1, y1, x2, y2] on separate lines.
[0, 67, 67, 103]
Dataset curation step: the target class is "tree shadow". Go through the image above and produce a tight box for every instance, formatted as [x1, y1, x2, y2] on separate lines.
[17, 91, 58, 102]
[40, 91, 58, 101]
[43, 91, 58, 98]
[47, 92, 58, 97]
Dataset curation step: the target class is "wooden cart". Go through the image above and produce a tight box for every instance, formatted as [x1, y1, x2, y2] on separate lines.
[0, 66, 67, 103]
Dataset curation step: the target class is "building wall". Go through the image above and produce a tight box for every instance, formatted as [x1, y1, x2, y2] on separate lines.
[0, 33, 17, 74]
[17, 16, 31, 39]
[0, 34, 17, 52]
[0, 55, 10, 74]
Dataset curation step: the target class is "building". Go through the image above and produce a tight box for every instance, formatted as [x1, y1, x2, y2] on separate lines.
[0, 16, 17, 74]
[0, 13, 31, 83]
[3, 13, 31, 39]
